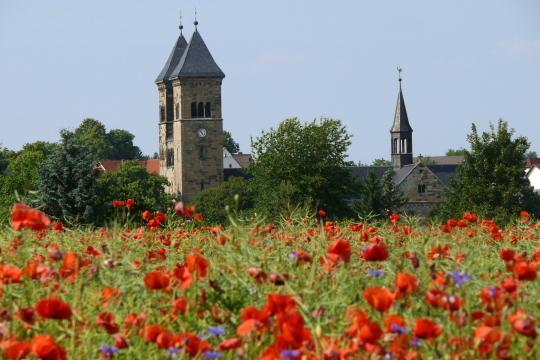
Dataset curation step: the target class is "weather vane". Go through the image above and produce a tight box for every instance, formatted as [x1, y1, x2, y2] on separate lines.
[397, 66, 403, 82]
[194, 8, 198, 28]
[179, 11, 183, 33]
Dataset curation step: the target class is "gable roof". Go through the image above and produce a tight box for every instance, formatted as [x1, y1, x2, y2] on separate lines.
[413, 155, 464, 165]
[232, 153, 252, 169]
[391, 83, 413, 133]
[97, 160, 160, 175]
[155, 33, 188, 83]
[170, 30, 225, 79]
[526, 158, 540, 168]
[427, 164, 459, 186]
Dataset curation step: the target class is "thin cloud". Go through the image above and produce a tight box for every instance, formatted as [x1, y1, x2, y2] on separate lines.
[499, 38, 540, 57]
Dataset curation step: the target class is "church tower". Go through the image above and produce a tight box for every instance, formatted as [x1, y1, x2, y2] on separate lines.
[390, 71, 413, 168]
[156, 20, 225, 202]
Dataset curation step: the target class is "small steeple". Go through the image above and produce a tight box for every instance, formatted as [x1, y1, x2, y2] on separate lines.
[390, 67, 413, 168]
[155, 20, 188, 83]
[194, 8, 199, 30]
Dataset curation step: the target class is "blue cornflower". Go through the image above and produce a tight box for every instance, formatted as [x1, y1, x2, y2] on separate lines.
[100, 343, 119, 357]
[450, 270, 471, 287]
[390, 323, 409, 334]
[167, 347, 183, 359]
[368, 269, 385, 278]
[487, 286, 498, 298]
[208, 326, 226, 337]
[289, 251, 298, 260]
[410, 338, 422, 347]
[282, 349, 301, 359]
[205, 350, 224, 359]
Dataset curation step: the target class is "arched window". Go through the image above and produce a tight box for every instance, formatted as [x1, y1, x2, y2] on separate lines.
[393, 138, 398, 154]
[205, 102, 211, 118]
[197, 102, 204, 118]
[160, 106, 165, 122]
[166, 149, 174, 167]
[175, 103, 179, 119]
[191, 102, 197, 118]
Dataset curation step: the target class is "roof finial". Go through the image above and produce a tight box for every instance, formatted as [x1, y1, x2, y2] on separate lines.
[178, 11, 183, 34]
[194, 8, 198, 29]
[397, 66, 403, 83]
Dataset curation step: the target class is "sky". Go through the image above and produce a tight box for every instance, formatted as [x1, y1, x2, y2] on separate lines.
[1, 0, 539, 163]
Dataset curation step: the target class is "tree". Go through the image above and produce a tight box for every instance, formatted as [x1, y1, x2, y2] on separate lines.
[526, 151, 537, 158]
[250, 117, 357, 218]
[71, 118, 142, 161]
[0, 146, 17, 175]
[195, 177, 255, 224]
[37, 130, 101, 224]
[223, 130, 240, 154]
[106, 129, 143, 160]
[446, 148, 467, 156]
[371, 158, 392, 167]
[352, 170, 405, 219]
[72, 118, 112, 161]
[438, 120, 540, 223]
[97, 160, 171, 220]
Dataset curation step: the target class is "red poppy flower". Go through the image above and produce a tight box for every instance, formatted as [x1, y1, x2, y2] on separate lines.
[218, 338, 242, 350]
[364, 287, 395, 312]
[328, 239, 352, 263]
[144, 270, 170, 290]
[390, 213, 400, 223]
[396, 273, 419, 295]
[96, 312, 120, 334]
[35, 296, 72, 320]
[144, 324, 168, 343]
[113, 200, 125, 208]
[142, 210, 153, 221]
[126, 198, 136, 210]
[173, 297, 188, 316]
[60, 252, 79, 279]
[514, 261, 537, 281]
[186, 254, 209, 278]
[414, 318, 443, 339]
[384, 314, 407, 333]
[318, 209, 327, 217]
[11, 203, 51, 231]
[173, 264, 194, 289]
[363, 241, 389, 261]
[31, 334, 67, 360]
[359, 321, 383, 343]
[114, 334, 129, 349]
[0, 264, 23, 284]
[1, 338, 31, 360]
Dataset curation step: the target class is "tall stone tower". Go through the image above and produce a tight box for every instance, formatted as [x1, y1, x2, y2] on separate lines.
[390, 73, 413, 168]
[156, 21, 225, 202]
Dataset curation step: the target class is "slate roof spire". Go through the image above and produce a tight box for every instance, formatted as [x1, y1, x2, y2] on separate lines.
[155, 19, 188, 83]
[170, 27, 225, 79]
[391, 68, 413, 133]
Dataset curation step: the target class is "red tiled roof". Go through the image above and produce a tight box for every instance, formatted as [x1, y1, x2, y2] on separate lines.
[232, 153, 252, 168]
[526, 158, 540, 168]
[98, 159, 160, 175]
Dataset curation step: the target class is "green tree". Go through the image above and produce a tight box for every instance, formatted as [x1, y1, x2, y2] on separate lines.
[97, 160, 171, 220]
[106, 129, 143, 160]
[223, 130, 240, 154]
[250, 117, 357, 218]
[371, 158, 392, 166]
[352, 170, 405, 219]
[439, 120, 540, 223]
[0, 146, 17, 175]
[446, 148, 467, 156]
[37, 130, 101, 224]
[72, 118, 113, 161]
[526, 151, 537, 158]
[195, 177, 255, 224]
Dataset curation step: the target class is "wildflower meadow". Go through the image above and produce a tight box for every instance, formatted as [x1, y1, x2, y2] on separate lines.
[0, 203, 539, 359]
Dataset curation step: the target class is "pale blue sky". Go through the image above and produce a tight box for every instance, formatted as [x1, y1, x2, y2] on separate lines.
[1, 0, 539, 163]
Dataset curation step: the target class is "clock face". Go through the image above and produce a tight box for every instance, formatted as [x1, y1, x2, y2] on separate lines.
[197, 128, 207, 138]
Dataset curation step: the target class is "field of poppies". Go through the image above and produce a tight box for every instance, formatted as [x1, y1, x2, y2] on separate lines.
[0, 203, 539, 359]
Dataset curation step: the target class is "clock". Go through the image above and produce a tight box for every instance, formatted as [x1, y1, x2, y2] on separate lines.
[197, 128, 207, 138]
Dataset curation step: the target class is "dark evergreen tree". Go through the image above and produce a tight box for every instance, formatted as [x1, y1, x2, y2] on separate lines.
[106, 129, 143, 160]
[37, 130, 100, 224]
[438, 120, 540, 223]
[352, 170, 405, 219]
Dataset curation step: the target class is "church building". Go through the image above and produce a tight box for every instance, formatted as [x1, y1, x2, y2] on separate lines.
[155, 20, 225, 202]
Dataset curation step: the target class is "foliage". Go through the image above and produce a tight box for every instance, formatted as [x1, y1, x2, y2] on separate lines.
[438, 120, 540, 223]
[250, 117, 357, 218]
[0, 146, 17, 175]
[526, 151, 538, 158]
[352, 170, 405, 219]
[445, 148, 467, 156]
[371, 158, 392, 167]
[1, 207, 539, 358]
[72, 118, 142, 161]
[194, 177, 255, 224]
[37, 130, 101, 224]
[97, 160, 172, 221]
[223, 130, 240, 154]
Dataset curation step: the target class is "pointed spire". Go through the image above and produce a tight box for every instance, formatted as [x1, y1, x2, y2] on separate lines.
[170, 30, 225, 79]
[194, 8, 199, 30]
[391, 67, 413, 133]
[155, 22, 189, 83]
[179, 11, 184, 34]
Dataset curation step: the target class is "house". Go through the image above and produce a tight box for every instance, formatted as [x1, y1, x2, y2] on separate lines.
[525, 160, 540, 193]
[96, 159, 160, 175]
